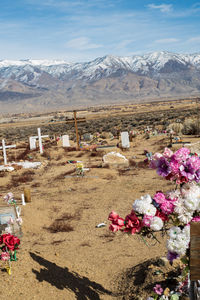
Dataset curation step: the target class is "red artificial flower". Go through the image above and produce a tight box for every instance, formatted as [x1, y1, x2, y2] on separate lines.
[0, 234, 20, 251]
[124, 210, 142, 235]
[155, 210, 169, 222]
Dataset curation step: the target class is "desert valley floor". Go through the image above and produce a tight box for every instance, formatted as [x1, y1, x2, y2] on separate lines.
[0, 100, 199, 300]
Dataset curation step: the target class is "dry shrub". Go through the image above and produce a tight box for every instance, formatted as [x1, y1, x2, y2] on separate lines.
[76, 152, 85, 157]
[168, 122, 183, 135]
[182, 118, 200, 135]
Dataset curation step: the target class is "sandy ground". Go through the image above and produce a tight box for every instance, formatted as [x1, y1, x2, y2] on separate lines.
[0, 133, 196, 299]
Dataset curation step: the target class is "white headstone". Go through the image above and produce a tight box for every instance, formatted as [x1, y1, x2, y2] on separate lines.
[21, 194, 26, 206]
[62, 135, 70, 147]
[0, 139, 16, 165]
[29, 137, 37, 150]
[121, 132, 130, 149]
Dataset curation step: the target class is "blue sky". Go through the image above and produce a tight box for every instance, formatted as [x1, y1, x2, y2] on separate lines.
[0, 0, 200, 61]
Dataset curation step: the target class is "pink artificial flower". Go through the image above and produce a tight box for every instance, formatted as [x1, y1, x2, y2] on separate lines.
[3, 192, 14, 203]
[173, 147, 190, 162]
[191, 216, 200, 222]
[163, 147, 173, 158]
[160, 201, 174, 215]
[109, 223, 121, 232]
[153, 153, 163, 160]
[169, 159, 180, 174]
[108, 211, 119, 222]
[142, 215, 153, 227]
[153, 192, 167, 204]
[153, 284, 163, 295]
[0, 252, 10, 261]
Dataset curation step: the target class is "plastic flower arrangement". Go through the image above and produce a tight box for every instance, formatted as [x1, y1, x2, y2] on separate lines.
[108, 147, 200, 299]
[0, 233, 20, 275]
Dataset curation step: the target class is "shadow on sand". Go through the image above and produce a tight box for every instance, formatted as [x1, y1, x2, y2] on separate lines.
[30, 252, 113, 300]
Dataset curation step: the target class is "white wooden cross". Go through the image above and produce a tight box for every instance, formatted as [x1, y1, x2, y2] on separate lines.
[0, 139, 16, 165]
[29, 128, 48, 154]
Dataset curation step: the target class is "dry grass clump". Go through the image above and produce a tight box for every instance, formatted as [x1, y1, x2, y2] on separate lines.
[16, 147, 31, 160]
[45, 211, 81, 233]
[9, 170, 35, 187]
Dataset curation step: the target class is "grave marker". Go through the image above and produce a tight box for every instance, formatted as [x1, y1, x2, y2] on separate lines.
[0, 139, 16, 165]
[29, 128, 48, 154]
[0, 206, 21, 236]
[62, 135, 70, 147]
[121, 132, 130, 149]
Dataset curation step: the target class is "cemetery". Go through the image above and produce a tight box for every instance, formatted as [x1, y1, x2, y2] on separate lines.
[0, 104, 200, 299]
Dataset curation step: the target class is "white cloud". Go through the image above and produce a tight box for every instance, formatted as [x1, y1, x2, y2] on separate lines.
[188, 36, 200, 43]
[155, 38, 179, 43]
[65, 37, 102, 50]
[148, 3, 172, 13]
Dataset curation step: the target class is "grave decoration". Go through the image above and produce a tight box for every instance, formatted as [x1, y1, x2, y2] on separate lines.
[108, 147, 200, 299]
[0, 193, 22, 275]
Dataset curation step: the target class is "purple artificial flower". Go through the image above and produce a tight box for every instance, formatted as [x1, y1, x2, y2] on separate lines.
[179, 160, 195, 181]
[167, 251, 179, 264]
[195, 169, 200, 183]
[157, 157, 171, 177]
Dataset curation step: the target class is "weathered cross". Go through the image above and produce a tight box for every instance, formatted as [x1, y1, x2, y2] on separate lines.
[0, 139, 16, 165]
[29, 128, 48, 154]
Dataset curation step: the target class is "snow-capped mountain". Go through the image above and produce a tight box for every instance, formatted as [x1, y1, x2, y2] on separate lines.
[0, 51, 200, 113]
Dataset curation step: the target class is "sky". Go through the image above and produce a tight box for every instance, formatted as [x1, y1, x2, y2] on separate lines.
[0, 0, 200, 62]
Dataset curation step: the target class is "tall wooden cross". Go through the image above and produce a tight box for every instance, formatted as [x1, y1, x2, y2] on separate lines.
[0, 139, 16, 165]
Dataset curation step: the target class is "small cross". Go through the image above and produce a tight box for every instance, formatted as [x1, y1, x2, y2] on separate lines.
[0, 139, 16, 165]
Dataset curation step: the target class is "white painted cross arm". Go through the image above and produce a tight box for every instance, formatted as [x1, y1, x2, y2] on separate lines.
[0, 139, 16, 165]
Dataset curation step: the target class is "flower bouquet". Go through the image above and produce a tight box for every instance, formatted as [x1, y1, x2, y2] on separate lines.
[108, 147, 200, 298]
[0, 233, 20, 275]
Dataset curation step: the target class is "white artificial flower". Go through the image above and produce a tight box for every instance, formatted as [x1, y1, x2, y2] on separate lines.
[182, 225, 190, 238]
[150, 216, 163, 231]
[133, 201, 156, 216]
[178, 212, 193, 224]
[169, 226, 182, 239]
[141, 194, 152, 204]
[184, 197, 198, 211]
[4, 225, 12, 234]
[144, 204, 157, 216]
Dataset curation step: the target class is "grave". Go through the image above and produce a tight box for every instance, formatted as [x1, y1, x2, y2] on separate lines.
[121, 132, 130, 149]
[29, 128, 48, 154]
[0, 139, 16, 165]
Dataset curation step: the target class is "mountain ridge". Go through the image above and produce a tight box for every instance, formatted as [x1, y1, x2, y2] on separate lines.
[0, 51, 200, 113]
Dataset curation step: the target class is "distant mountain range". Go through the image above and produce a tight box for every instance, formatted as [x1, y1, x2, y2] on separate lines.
[0, 51, 200, 113]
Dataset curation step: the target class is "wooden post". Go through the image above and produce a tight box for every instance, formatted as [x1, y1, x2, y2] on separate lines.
[74, 111, 80, 150]
[24, 188, 31, 203]
[190, 222, 200, 281]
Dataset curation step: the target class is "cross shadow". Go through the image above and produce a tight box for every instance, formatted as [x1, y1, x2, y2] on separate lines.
[30, 252, 113, 300]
